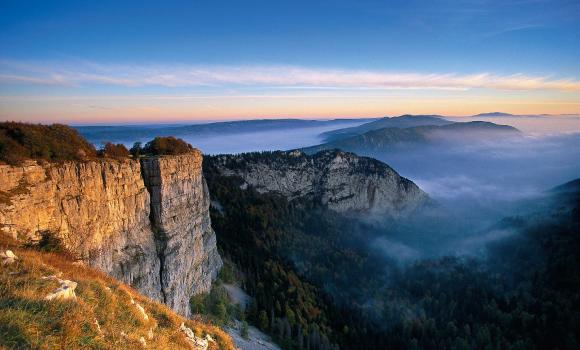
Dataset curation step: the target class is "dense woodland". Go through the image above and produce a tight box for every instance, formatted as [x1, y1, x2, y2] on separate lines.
[0, 122, 193, 164]
[204, 155, 580, 350]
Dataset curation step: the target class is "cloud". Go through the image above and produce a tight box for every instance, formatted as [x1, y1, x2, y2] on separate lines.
[1, 60, 579, 92]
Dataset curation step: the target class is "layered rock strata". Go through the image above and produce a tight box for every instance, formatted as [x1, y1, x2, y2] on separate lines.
[0, 150, 221, 316]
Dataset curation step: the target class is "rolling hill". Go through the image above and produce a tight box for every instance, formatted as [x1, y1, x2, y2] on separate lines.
[306, 121, 521, 154]
[319, 115, 452, 142]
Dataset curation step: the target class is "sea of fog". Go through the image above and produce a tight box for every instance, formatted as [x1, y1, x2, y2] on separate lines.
[76, 115, 580, 260]
[76, 119, 371, 155]
[446, 115, 580, 134]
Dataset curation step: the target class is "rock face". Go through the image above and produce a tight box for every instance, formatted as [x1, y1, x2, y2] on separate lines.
[0, 159, 162, 299]
[141, 153, 222, 316]
[0, 151, 221, 316]
[206, 150, 428, 216]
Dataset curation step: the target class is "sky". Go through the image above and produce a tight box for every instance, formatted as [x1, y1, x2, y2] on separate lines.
[1, 0, 579, 124]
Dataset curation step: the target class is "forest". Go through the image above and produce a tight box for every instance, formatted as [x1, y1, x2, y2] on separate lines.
[204, 155, 580, 350]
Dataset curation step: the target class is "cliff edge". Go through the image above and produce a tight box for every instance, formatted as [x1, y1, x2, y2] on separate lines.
[0, 150, 222, 316]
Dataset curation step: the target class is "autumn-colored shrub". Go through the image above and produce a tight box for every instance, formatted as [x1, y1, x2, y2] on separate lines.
[142, 136, 193, 156]
[0, 122, 97, 165]
[100, 142, 130, 159]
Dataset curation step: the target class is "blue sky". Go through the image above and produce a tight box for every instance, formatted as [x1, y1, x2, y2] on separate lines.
[1, 0, 579, 123]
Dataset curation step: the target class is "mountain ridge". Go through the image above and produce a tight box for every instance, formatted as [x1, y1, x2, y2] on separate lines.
[205, 149, 428, 216]
[320, 114, 452, 142]
[305, 121, 521, 154]
[472, 112, 515, 117]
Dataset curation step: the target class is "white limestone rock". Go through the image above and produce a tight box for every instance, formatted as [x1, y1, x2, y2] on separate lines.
[179, 322, 209, 350]
[130, 297, 149, 321]
[1, 250, 18, 265]
[45, 279, 77, 301]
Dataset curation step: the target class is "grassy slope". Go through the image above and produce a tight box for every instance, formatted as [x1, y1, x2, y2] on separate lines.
[0, 234, 235, 350]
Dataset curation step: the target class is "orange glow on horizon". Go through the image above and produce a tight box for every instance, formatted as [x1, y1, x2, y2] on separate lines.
[1, 95, 578, 124]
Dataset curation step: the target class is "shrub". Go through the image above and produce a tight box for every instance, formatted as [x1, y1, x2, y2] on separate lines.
[142, 136, 193, 156]
[241, 321, 249, 339]
[130, 142, 143, 157]
[0, 122, 97, 165]
[218, 262, 235, 283]
[100, 142, 130, 159]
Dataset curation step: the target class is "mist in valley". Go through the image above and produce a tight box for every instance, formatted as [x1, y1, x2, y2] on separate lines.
[296, 119, 580, 342]
[357, 130, 580, 262]
[76, 119, 372, 154]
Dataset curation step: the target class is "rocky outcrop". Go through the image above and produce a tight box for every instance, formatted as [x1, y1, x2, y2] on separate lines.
[0, 151, 221, 316]
[44, 277, 78, 301]
[1, 250, 18, 265]
[206, 150, 428, 216]
[141, 152, 222, 316]
[0, 159, 162, 299]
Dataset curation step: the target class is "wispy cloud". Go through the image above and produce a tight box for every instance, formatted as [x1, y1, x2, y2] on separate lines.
[1, 60, 579, 92]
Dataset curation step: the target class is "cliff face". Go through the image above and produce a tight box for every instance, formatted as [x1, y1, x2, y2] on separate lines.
[206, 150, 428, 216]
[0, 151, 221, 316]
[0, 159, 162, 299]
[141, 152, 222, 316]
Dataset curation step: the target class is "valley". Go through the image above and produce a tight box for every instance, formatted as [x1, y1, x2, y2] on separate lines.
[1, 115, 579, 350]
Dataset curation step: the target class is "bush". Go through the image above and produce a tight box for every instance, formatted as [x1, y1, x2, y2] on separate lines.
[142, 136, 193, 156]
[100, 142, 130, 159]
[241, 321, 249, 339]
[130, 142, 143, 157]
[25, 230, 75, 259]
[189, 283, 241, 326]
[0, 122, 97, 165]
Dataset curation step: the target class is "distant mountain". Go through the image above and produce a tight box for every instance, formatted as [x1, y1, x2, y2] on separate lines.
[305, 121, 521, 154]
[472, 112, 515, 117]
[76, 118, 378, 146]
[320, 114, 451, 142]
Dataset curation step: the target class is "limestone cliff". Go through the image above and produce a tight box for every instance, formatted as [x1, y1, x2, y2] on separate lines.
[0, 159, 161, 299]
[206, 149, 428, 216]
[141, 152, 222, 316]
[0, 151, 221, 316]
